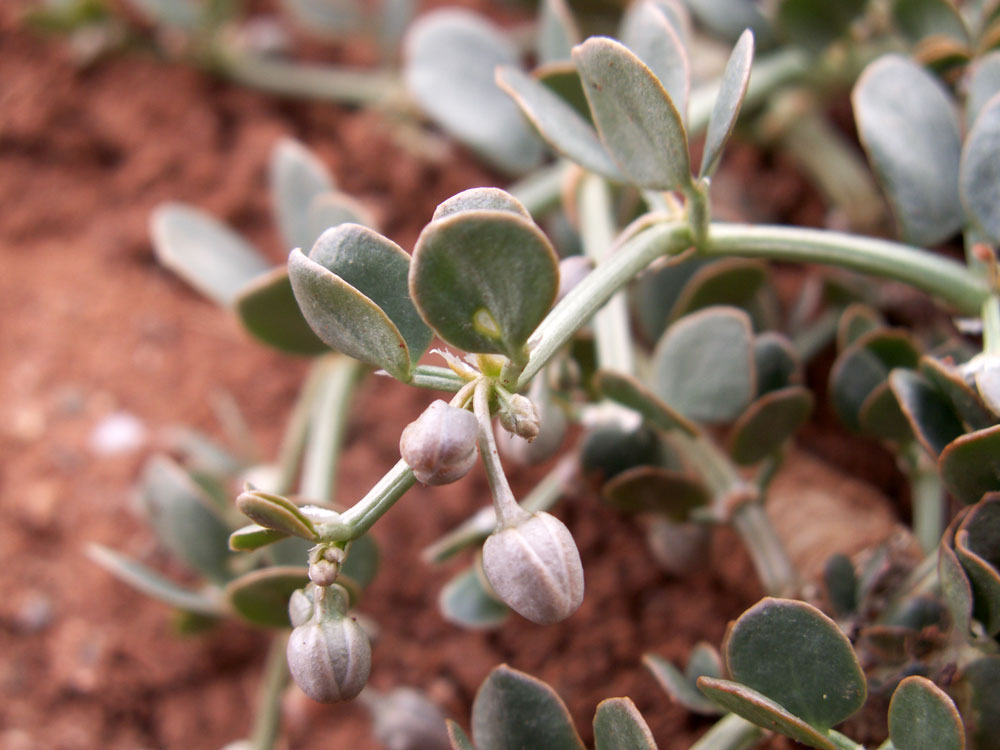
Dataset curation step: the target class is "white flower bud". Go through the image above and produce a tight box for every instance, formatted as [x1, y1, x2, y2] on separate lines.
[482, 511, 584, 624]
[498, 392, 541, 441]
[400, 400, 479, 485]
[287, 584, 371, 703]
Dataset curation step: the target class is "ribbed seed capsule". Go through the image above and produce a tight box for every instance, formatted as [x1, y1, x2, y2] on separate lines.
[286, 584, 371, 703]
[482, 511, 584, 624]
[400, 400, 479, 485]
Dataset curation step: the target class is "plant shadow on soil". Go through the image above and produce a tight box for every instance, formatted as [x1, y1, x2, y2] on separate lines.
[0, 3, 916, 748]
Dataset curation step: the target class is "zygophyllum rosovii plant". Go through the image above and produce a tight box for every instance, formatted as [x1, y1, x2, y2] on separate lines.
[92, 0, 1000, 747]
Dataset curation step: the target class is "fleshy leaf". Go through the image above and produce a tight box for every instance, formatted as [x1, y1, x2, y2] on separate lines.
[341, 533, 379, 591]
[753, 332, 800, 395]
[889, 675, 966, 750]
[697, 678, 837, 750]
[728, 386, 813, 465]
[890, 368, 965, 456]
[940, 425, 1000, 504]
[537, 0, 579, 64]
[229, 524, 289, 552]
[594, 370, 699, 436]
[573, 37, 692, 191]
[966, 51, 1000, 127]
[593, 698, 658, 750]
[776, 0, 867, 53]
[432, 187, 532, 222]
[919, 356, 996, 431]
[952, 656, 1000, 750]
[619, 0, 690, 121]
[891, 0, 970, 45]
[960, 93, 1000, 245]
[700, 29, 753, 177]
[234, 268, 329, 355]
[410, 209, 558, 358]
[236, 488, 318, 540]
[270, 138, 336, 252]
[652, 306, 755, 424]
[136, 456, 234, 585]
[446, 721, 476, 750]
[823, 554, 858, 618]
[307, 191, 376, 245]
[439, 566, 508, 630]
[496, 66, 625, 181]
[472, 665, 586, 750]
[858, 380, 914, 442]
[683, 0, 773, 44]
[151, 203, 270, 307]
[853, 55, 963, 246]
[644, 653, 723, 715]
[224, 566, 310, 628]
[602, 466, 709, 520]
[725, 598, 867, 730]
[939, 514, 974, 640]
[670, 258, 768, 323]
[403, 9, 544, 175]
[88, 544, 224, 617]
[956, 499, 1000, 635]
[632, 256, 708, 343]
[837, 304, 883, 351]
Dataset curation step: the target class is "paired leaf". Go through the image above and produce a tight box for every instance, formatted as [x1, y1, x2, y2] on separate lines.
[593, 698, 658, 750]
[619, 0, 691, 121]
[724, 598, 867, 731]
[410, 209, 558, 358]
[960, 93, 1000, 244]
[700, 29, 754, 177]
[270, 138, 336, 252]
[136, 456, 234, 584]
[236, 488, 319, 540]
[728, 386, 813, 465]
[472, 665, 585, 750]
[853, 55, 963, 246]
[889, 676, 966, 750]
[234, 268, 328, 355]
[439, 566, 509, 630]
[652, 306, 755, 424]
[229, 524, 289, 552]
[151, 203, 270, 307]
[940, 424, 1000, 504]
[403, 10, 544, 174]
[602, 466, 709, 520]
[224, 566, 310, 628]
[573, 37, 692, 191]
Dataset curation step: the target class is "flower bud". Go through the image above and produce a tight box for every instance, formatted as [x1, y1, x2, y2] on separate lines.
[400, 400, 479, 485]
[308, 543, 347, 587]
[287, 584, 371, 703]
[498, 392, 541, 441]
[482, 511, 584, 624]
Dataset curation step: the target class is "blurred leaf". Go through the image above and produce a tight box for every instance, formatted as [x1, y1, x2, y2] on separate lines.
[632, 256, 707, 344]
[224, 566, 309, 628]
[670, 258, 768, 323]
[536, 63, 592, 121]
[307, 190, 377, 244]
[939, 515, 975, 640]
[278, 0, 364, 36]
[725, 598, 867, 730]
[88, 544, 224, 617]
[593, 698, 658, 750]
[472, 665, 585, 750]
[891, 0, 969, 45]
[687, 642, 723, 681]
[573, 37, 692, 191]
[123, 0, 200, 28]
[136, 456, 234, 584]
[341, 533, 379, 590]
[644, 653, 723, 716]
[619, 0, 690, 121]
[411, 209, 558, 358]
[602, 466, 709, 519]
[683, 0, 773, 44]
[823, 554, 858, 618]
[859, 380, 914, 442]
[270, 137, 336, 252]
[919, 356, 996, 431]
[697, 678, 837, 750]
[940, 425, 1000, 504]
[439, 566, 509, 630]
[729, 386, 813, 465]
[700, 29, 753, 176]
[853, 55, 963, 246]
[446, 721, 476, 750]
[404, 10, 544, 174]
[961, 93, 1000, 244]
[652, 306, 755, 423]
[229, 524, 289, 552]
[953, 656, 1000, 750]
[538, 0, 579, 64]
[151, 203, 270, 307]
[753, 332, 800, 395]
[837, 303, 883, 351]
[580, 423, 662, 485]
[776, 0, 867, 52]
[496, 66, 625, 181]
[595, 370, 699, 436]
[890, 368, 965, 456]
[966, 51, 1000, 127]
[956, 513, 1000, 637]
[234, 268, 329, 355]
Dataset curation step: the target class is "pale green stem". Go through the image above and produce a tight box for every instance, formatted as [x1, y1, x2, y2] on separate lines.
[826, 729, 867, 750]
[703, 224, 989, 315]
[508, 161, 571, 218]
[250, 631, 290, 750]
[321, 459, 417, 541]
[275, 359, 330, 496]
[408, 365, 467, 392]
[688, 712, 764, 750]
[983, 295, 1000, 354]
[905, 442, 945, 555]
[300, 357, 367, 505]
[521, 221, 692, 388]
[731, 501, 798, 597]
[474, 379, 527, 529]
[580, 174, 636, 375]
[214, 48, 401, 107]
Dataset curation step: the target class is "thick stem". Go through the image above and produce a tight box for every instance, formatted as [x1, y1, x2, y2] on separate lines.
[731, 501, 798, 597]
[688, 712, 764, 750]
[473, 380, 528, 529]
[300, 357, 366, 505]
[826, 729, 867, 750]
[407, 365, 467, 392]
[906, 443, 945, 554]
[250, 631, 290, 750]
[322, 459, 417, 541]
[580, 174, 637, 375]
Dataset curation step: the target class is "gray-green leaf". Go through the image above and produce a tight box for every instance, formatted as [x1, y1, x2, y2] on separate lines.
[270, 137, 336, 252]
[224, 566, 310, 628]
[439, 566, 509, 630]
[888, 675, 966, 750]
[234, 268, 329, 355]
[961, 92, 1000, 244]
[593, 698, 658, 750]
[700, 29, 753, 177]
[619, 0, 691, 121]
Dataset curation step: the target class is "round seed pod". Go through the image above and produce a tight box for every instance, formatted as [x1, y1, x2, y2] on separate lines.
[286, 585, 371, 703]
[400, 400, 479, 485]
[482, 511, 584, 624]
